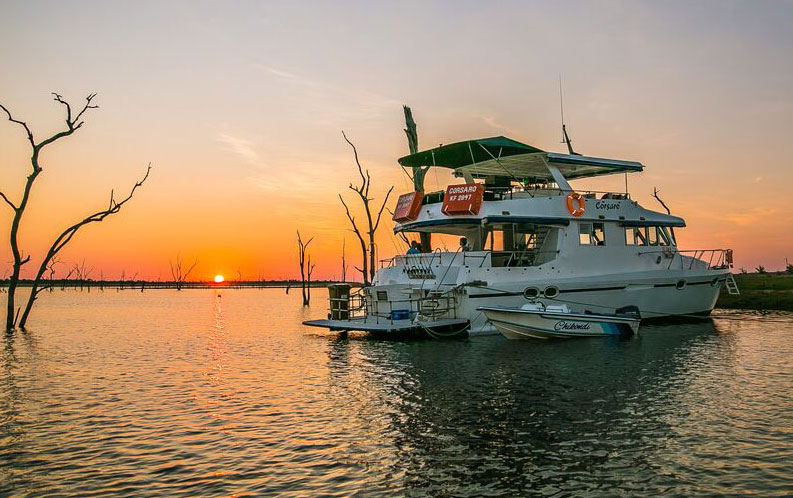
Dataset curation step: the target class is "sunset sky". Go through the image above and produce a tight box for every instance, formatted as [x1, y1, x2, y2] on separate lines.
[1, 1, 792, 280]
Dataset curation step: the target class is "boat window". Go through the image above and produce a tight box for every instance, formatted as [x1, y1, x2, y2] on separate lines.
[657, 226, 671, 246]
[648, 226, 659, 246]
[579, 223, 592, 245]
[625, 227, 648, 246]
[669, 227, 677, 246]
[579, 222, 605, 246]
[659, 226, 674, 246]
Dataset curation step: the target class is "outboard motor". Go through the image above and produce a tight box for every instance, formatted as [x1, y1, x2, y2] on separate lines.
[615, 305, 641, 319]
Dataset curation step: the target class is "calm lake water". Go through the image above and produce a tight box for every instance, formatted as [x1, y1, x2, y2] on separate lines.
[1, 289, 791, 497]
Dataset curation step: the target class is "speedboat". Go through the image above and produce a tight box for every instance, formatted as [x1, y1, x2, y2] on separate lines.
[477, 303, 640, 340]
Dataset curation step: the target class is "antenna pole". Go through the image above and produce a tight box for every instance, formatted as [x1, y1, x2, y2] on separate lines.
[559, 77, 578, 155]
[559, 76, 565, 140]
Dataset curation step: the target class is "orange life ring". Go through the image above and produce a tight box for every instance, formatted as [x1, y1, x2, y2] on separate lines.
[566, 192, 586, 217]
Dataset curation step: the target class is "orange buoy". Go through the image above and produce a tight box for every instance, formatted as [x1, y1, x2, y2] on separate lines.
[566, 192, 586, 217]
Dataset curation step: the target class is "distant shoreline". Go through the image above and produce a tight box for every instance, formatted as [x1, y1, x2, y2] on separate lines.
[3, 275, 790, 312]
[0, 280, 354, 290]
[716, 273, 793, 312]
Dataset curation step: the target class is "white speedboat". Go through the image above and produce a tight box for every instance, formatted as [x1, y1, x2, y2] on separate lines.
[477, 303, 640, 340]
[305, 132, 737, 338]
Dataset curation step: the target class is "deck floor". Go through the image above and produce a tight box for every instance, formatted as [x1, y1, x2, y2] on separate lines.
[303, 317, 469, 334]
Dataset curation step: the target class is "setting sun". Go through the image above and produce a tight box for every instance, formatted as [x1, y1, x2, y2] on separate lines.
[214, 275, 224, 283]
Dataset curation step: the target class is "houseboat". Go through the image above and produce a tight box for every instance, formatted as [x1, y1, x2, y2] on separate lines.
[304, 135, 735, 337]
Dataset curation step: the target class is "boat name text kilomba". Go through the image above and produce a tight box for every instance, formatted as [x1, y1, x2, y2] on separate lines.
[595, 201, 621, 211]
[554, 321, 592, 331]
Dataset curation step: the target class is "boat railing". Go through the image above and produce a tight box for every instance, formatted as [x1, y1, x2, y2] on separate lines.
[636, 248, 733, 271]
[419, 187, 631, 204]
[382, 249, 559, 270]
[357, 288, 460, 324]
[381, 251, 490, 270]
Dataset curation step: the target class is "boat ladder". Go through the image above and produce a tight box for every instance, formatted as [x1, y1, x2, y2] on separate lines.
[725, 273, 740, 295]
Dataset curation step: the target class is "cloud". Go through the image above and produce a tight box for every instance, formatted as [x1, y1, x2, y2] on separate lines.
[216, 132, 261, 166]
[480, 115, 519, 136]
[253, 63, 402, 123]
[723, 207, 778, 226]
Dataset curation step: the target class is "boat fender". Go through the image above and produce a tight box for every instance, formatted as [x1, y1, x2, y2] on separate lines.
[566, 192, 586, 217]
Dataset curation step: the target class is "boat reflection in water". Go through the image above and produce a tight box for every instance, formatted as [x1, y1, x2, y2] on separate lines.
[322, 317, 791, 495]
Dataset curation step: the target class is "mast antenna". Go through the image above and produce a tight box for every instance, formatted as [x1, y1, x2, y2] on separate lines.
[559, 77, 580, 156]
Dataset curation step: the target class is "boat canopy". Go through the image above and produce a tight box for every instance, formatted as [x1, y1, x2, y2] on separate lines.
[397, 136, 643, 182]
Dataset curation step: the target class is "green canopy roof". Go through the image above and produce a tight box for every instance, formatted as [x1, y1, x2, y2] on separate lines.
[397, 136, 643, 182]
[397, 136, 544, 169]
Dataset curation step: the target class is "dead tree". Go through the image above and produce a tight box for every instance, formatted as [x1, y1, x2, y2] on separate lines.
[297, 231, 313, 305]
[339, 131, 394, 284]
[403, 106, 432, 252]
[1, 93, 151, 330]
[170, 254, 198, 291]
[341, 239, 347, 283]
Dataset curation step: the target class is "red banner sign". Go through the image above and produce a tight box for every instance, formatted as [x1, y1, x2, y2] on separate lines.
[442, 183, 484, 215]
[392, 191, 423, 222]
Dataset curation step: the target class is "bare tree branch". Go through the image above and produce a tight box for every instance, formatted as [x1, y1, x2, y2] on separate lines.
[339, 194, 368, 283]
[342, 131, 366, 192]
[0, 191, 17, 211]
[16, 164, 151, 328]
[0, 102, 35, 147]
[372, 186, 395, 234]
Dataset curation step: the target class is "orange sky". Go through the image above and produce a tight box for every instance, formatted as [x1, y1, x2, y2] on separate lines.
[1, 1, 792, 280]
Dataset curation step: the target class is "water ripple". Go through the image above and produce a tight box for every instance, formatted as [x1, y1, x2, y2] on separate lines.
[1, 290, 792, 496]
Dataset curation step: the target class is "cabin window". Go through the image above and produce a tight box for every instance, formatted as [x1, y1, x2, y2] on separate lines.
[579, 222, 605, 246]
[648, 226, 659, 246]
[625, 227, 638, 245]
[658, 226, 674, 246]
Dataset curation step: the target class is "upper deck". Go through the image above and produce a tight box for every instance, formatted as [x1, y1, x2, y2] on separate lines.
[393, 135, 683, 235]
[398, 136, 643, 183]
[394, 186, 684, 235]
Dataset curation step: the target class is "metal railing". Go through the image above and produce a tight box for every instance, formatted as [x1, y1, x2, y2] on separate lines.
[327, 286, 461, 325]
[381, 250, 490, 270]
[381, 248, 560, 270]
[636, 248, 732, 271]
[418, 187, 631, 204]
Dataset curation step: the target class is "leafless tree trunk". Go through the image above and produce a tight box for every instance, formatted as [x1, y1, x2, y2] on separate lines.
[1, 93, 98, 330]
[341, 239, 347, 283]
[339, 195, 368, 285]
[339, 131, 394, 284]
[170, 254, 198, 291]
[403, 106, 432, 252]
[307, 254, 316, 303]
[297, 231, 313, 305]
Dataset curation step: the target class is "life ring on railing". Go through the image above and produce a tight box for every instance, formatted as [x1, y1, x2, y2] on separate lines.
[566, 192, 586, 217]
